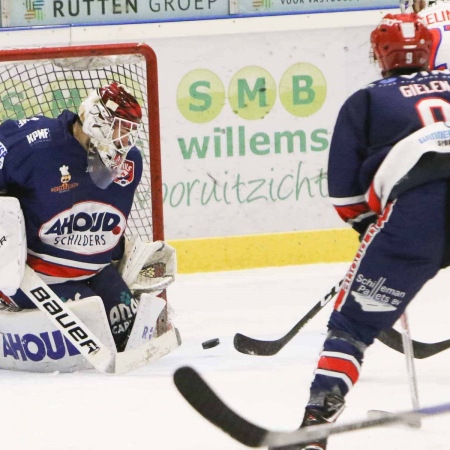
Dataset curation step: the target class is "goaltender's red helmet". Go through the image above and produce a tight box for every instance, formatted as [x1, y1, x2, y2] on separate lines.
[79, 81, 143, 189]
[98, 81, 142, 123]
[370, 13, 433, 76]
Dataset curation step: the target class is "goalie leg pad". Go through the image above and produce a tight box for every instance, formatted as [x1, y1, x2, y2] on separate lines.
[124, 293, 166, 351]
[0, 296, 116, 373]
[0, 197, 26, 296]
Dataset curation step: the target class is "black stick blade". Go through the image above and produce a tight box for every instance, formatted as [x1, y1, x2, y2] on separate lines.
[233, 333, 282, 356]
[173, 366, 267, 447]
[233, 282, 340, 356]
[377, 328, 450, 359]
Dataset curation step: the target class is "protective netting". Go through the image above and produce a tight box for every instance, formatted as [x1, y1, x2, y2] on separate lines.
[0, 54, 153, 242]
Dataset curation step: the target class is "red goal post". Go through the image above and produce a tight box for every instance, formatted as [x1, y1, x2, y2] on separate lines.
[0, 43, 164, 243]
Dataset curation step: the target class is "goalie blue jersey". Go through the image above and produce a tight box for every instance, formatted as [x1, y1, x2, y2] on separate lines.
[0, 111, 143, 284]
[328, 69, 450, 226]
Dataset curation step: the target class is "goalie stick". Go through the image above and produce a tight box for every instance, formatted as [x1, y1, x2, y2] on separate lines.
[234, 279, 450, 359]
[20, 265, 115, 374]
[173, 366, 450, 448]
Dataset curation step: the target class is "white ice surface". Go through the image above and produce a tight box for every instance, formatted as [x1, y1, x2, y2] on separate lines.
[3, 262, 450, 450]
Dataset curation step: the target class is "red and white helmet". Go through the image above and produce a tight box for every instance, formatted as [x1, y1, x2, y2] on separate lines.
[370, 13, 433, 75]
[79, 82, 142, 188]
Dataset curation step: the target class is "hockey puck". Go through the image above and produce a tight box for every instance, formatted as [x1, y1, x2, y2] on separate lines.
[202, 338, 220, 349]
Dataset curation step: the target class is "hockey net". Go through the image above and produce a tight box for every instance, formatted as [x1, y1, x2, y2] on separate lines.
[0, 43, 163, 244]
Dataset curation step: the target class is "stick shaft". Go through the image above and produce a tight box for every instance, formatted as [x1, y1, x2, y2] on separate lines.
[400, 313, 421, 411]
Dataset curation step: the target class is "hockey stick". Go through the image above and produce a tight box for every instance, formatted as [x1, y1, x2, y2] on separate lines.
[369, 312, 423, 427]
[233, 279, 343, 355]
[234, 279, 450, 359]
[20, 265, 115, 374]
[115, 326, 181, 374]
[173, 366, 450, 448]
[400, 313, 421, 427]
[377, 328, 450, 359]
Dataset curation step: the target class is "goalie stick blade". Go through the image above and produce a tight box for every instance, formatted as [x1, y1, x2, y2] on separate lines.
[377, 328, 450, 359]
[115, 327, 181, 375]
[173, 367, 450, 448]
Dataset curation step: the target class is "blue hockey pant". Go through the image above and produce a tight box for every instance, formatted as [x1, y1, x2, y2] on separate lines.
[308, 180, 448, 406]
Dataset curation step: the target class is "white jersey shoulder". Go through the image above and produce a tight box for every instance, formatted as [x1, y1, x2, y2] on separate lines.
[419, 2, 450, 69]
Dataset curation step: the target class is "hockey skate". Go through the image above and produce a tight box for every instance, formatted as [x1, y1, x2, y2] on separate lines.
[269, 392, 345, 450]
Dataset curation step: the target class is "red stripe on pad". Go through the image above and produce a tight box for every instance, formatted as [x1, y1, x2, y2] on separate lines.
[318, 355, 360, 385]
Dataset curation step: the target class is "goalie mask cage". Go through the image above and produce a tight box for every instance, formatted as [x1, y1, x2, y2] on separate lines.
[0, 43, 164, 243]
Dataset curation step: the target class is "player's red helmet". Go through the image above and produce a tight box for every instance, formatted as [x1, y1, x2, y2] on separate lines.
[370, 13, 433, 76]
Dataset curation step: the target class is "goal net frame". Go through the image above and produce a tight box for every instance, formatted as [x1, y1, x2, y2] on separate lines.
[0, 43, 169, 333]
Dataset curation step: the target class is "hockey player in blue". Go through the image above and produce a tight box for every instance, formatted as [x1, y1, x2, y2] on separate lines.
[0, 81, 144, 351]
[272, 13, 450, 450]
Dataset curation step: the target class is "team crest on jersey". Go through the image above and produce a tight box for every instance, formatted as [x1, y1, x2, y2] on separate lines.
[114, 159, 134, 187]
[50, 165, 79, 193]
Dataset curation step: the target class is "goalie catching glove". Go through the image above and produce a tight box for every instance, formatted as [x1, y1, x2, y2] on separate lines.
[118, 235, 177, 295]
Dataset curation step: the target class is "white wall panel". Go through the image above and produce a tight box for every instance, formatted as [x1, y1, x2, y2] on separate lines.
[0, 10, 393, 239]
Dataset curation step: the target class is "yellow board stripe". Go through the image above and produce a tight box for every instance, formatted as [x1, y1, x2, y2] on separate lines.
[168, 228, 359, 273]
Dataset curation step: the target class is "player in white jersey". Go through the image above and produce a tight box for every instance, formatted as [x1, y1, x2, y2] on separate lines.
[401, 0, 450, 69]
